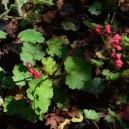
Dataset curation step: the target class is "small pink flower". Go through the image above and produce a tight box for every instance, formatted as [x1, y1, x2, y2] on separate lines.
[111, 51, 116, 58]
[28, 67, 34, 73]
[114, 34, 121, 41]
[105, 24, 111, 34]
[33, 70, 42, 78]
[115, 54, 121, 60]
[115, 59, 123, 68]
[112, 39, 119, 45]
[116, 45, 122, 51]
[95, 24, 101, 33]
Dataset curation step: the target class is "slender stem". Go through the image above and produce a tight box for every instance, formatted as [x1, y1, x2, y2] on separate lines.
[93, 121, 100, 129]
[101, 35, 111, 56]
[113, 120, 116, 129]
[52, 32, 95, 76]
[111, 2, 121, 24]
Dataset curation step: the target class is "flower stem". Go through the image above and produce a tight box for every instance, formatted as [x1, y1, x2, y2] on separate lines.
[52, 32, 95, 76]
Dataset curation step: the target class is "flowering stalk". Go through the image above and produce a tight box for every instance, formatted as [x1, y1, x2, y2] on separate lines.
[95, 24, 123, 68]
[26, 61, 42, 78]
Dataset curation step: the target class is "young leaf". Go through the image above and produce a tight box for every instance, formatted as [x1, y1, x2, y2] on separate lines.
[102, 69, 122, 80]
[18, 29, 45, 44]
[104, 115, 114, 123]
[42, 56, 58, 75]
[27, 75, 53, 115]
[64, 56, 92, 89]
[88, 1, 102, 15]
[12, 64, 31, 86]
[91, 59, 104, 67]
[20, 42, 45, 65]
[0, 30, 7, 39]
[116, 94, 128, 105]
[61, 18, 80, 31]
[83, 109, 100, 121]
[46, 37, 63, 58]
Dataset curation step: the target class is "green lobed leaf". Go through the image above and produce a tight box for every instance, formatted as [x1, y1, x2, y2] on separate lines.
[46, 37, 63, 58]
[108, 108, 121, 121]
[27, 75, 53, 115]
[12, 64, 31, 86]
[2, 77, 16, 89]
[91, 59, 104, 67]
[42, 56, 58, 75]
[21, 107, 38, 122]
[0, 30, 7, 39]
[121, 34, 129, 45]
[18, 29, 45, 44]
[102, 69, 122, 80]
[61, 18, 80, 31]
[83, 109, 100, 121]
[20, 42, 45, 65]
[83, 77, 104, 94]
[88, 1, 102, 15]
[104, 115, 114, 123]
[64, 56, 92, 89]
[3, 96, 26, 116]
[116, 94, 128, 105]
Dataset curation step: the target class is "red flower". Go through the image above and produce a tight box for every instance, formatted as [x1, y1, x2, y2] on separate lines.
[95, 24, 101, 33]
[105, 24, 111, 34]
[115, 59, 123, 68]
[116, 45, 122, 51]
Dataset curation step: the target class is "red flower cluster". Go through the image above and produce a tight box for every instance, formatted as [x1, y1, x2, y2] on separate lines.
[111, 51, 123, 68]
[111, 34, 123, 68]
[95, 24, 123, 68]
[111, 34, 122, 50]
[26, 62, 42, 78]
[28, 67, 42, 78]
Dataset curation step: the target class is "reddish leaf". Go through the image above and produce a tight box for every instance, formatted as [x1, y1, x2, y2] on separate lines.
[45, 115, 65, 129]
[118, 105, 129, 120]
[6, 19, 18, 38]
[42, 11, 57, 23]
[56, 0, 64, 10]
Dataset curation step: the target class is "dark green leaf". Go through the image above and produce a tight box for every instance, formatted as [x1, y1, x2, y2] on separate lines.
[83, 77, 104, 94]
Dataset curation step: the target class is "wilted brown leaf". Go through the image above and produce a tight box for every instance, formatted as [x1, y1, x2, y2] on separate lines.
[121, 3, 129, 12]
[6, 19, 18, 38]
[42, 11, 57, 23]
[58, 119, 70, 129]
[67, 106, 79, 118]
[45, 115, 65, 129]
[56, 0, 64, 10]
